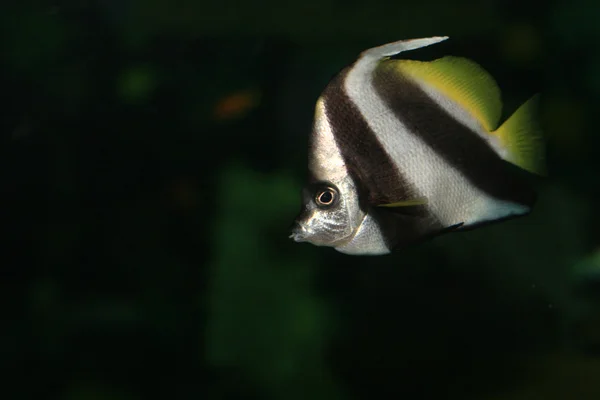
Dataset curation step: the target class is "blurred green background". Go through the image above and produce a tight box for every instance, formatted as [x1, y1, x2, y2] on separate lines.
[3, 0, 600, 399]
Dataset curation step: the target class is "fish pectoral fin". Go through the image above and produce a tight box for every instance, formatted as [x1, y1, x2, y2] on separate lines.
[394, 56, 502, 133]
[378, 197, 428, 208]
[493, 94, 547, 176]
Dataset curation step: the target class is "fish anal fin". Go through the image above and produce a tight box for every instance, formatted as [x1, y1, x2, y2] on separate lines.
[493, 94, 547, 176]
[394, 56, 503, 133]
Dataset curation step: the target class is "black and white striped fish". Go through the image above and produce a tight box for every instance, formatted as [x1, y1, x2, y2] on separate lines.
[290, 36, 546, 256]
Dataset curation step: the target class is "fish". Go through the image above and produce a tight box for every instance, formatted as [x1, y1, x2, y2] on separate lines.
[289, 36, 546, 256]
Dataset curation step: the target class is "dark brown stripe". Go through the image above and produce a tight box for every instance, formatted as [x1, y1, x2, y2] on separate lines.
[317, 68, 443, 251]
[317, 68, 419, 208]
[372, 61, 536, 207]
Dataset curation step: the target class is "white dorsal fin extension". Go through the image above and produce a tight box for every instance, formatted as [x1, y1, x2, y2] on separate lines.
[360, 36, 449, 62]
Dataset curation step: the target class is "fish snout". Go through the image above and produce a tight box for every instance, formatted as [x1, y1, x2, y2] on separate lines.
[289, 221, 308, 242]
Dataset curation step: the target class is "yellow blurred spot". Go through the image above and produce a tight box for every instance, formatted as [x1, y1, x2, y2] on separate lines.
[213, 89, 261, 121]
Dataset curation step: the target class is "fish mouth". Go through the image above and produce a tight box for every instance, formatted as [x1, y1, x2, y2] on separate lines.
[289, 222, 309, 242]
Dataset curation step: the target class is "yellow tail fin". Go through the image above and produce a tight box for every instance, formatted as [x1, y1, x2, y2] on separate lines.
[493, 95, 546, 176]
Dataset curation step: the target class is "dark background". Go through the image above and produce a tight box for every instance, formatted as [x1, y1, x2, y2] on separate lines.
[3, 0, 600, 399]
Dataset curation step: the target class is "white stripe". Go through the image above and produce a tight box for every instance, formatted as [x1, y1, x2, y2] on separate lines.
[335, 214, 389, 255]
[311, 97, 389, 254]
[343, 57, 528, 227]
[309, 98, 348, 182]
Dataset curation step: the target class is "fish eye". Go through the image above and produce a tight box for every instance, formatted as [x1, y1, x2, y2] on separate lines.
[315, 187, 336, 207]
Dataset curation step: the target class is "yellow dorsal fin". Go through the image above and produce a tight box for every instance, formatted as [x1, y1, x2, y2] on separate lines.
[395, 56, 502, 132]
[493, 95, 547, 176]
[378, 198, 428, 208]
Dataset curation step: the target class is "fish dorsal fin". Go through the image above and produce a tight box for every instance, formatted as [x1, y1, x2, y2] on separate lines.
[395, 56, 503, 132]
[493, 95, 547, 176]
[393, 57, 546, 176]
[361, 36, 449, 60]
[378, 198, 428, 208]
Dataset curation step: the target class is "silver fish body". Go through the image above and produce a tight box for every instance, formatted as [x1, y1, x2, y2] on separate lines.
[291, 37, 545, 255]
